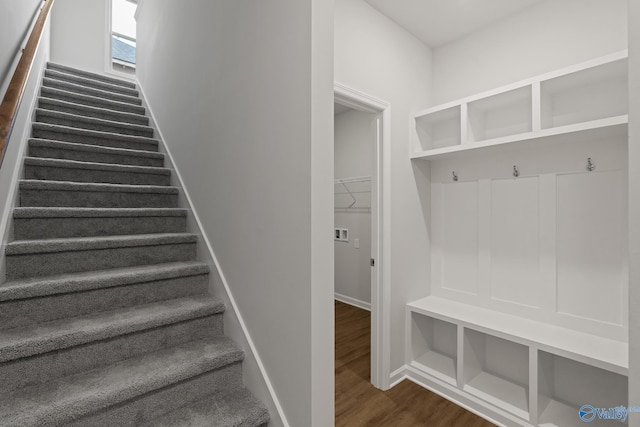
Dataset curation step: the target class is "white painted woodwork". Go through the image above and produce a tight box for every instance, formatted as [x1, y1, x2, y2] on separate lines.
[556, 171, 626, 326]
[411, 51, 628, 159]
[490, 177, 540, 308]
[407, 52, 629, 425]
[410, 313, 457, 386]
[537, 352, 628, 427]
[407, 297, 629, 425]
[463, 330, 530, 420]
[440, 181, 478, 295]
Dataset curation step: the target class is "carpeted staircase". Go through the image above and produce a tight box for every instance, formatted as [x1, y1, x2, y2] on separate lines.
[0, 62, 270, 426]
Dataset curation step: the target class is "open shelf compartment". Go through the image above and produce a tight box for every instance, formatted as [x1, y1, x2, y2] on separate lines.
[540, 57, 628, 130]
[538, 351, 629, 427]
[410, 312, 457, 386]
[414, 105, 461, 151]
[467, 85, 532, 143]
[463, 329, 530, 420]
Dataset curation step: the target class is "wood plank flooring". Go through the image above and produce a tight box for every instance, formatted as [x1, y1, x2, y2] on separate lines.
[335, 300, 496, 427]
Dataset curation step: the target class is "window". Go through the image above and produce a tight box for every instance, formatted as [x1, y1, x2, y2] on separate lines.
[111, 0, 137, 74]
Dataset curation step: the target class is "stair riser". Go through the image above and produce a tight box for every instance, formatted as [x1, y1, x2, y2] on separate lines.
[41, 87, 146, 115]
[32, 127, 158, 152]
[14, 215, 186, 239]
[39, 98, 149, 126]
[28, 142, 165, 167]
[0, 315, 222, 394]
[35, 114, 154, 138]
[20, 188, 178, 208]
[0, 274, 208, 330]
[24, 164, 171, 186]
[5, 242, 196, 279]
[44, 70, 140, 97]
[43, 79, 142, 106]
[48, 63, 137, 89]
[67, 363, 243, 427]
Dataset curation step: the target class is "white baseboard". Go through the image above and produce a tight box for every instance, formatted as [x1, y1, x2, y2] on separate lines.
[389, 365, 408, 388]
[405, 366, 528, 427]
[334, 292, 371, 311]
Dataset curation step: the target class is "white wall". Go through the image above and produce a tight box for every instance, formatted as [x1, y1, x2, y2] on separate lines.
[0, 19, 50, 278]
[0, 0, 42, 94]
[432, 0, 628, 104]
[135, 1, 334, 426]
[335, 0, 433, 374]
[334, 109, 374, 307]
[628, 0, 639, 422]
[50, 0, 107, 74]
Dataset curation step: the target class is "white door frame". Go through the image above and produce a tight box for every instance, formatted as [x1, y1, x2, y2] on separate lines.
[334, 82, 391, 390]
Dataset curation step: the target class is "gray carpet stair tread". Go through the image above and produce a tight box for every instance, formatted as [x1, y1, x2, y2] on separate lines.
[143, 388, 270, 427]
[44, 69, 140, 97]
[0, 260, 208, 301]
[23, 157, 170, 176]
[32, 122, 158, 147]
[35, 109, 153, 136]
[13, 207, 187, 219]
[41, 86, 146, 115]
[0, 295, 224, 362]
[6, 232, 197, 255]
[29, 138, 164, 159]
[47, 62, 137, 89]
[0, 336, 243, 427]
[38, 97, 149, 125]
[19, 179, 178, 194]
[43, 77, 142, 105]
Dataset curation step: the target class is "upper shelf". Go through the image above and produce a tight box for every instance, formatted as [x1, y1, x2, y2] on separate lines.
[411, 50, 628, 160]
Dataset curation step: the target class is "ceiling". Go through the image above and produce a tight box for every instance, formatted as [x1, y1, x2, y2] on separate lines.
[364, 0, 543, 48]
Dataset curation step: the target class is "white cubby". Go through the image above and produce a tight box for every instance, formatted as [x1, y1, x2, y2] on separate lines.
[407, 51, 629, 426]
[411, 50, 628, 160]
[409, 313, 457, 386]
[538, 352, 628, 427]
[467, 85, 532, 143]
[540, 58, 628, 130]
[406, 297, 629, 426]
[463, 329, 529, 420]
[414, 105, 461, 151]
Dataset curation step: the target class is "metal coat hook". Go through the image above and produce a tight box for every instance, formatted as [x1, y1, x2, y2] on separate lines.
[513, 165, 520, 178]
[452, 171, 458, 182]
[586, 157, 596, 172]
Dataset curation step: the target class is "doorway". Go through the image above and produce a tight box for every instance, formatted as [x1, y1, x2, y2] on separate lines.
[334, 83, 390, 390]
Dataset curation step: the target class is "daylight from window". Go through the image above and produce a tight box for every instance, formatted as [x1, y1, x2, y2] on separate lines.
[111, 0, 137, 74]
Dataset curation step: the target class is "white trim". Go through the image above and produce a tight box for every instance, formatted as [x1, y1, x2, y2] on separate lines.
[389, 365, 408, 388]
[104, 0, 113, 76]
[105, 0, 137, 81]
[334, 82, 391, 390]
[334, 293, 371, 311]
[134, 0, 145, 21]
[405, 367, 528, 427]
[135, 81, 289, 427]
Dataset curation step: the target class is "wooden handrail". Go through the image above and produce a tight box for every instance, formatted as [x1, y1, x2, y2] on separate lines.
[0, 0, 55, 166]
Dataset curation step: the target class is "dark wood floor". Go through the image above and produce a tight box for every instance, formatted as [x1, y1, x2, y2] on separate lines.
[335, 300, 495, 427]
